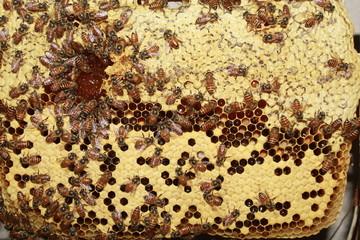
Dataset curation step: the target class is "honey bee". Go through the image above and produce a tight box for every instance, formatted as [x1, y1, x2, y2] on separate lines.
[44, 200, 60, 219]
[88, 22, 104, 43]
[173, 113, 192, 130]
[17, 191, 30, 213]
[5, 106, 16, 121]
[175, 167, 189, 187]
[260, 79, 281, 93]
[9, 83, 28, 99]
[30, 174, 51, 184]
[320, 152, 336, 173]
[222, 209, 240, 227]
[148, 147, 164, 168]
[130, 206, 141, 230]
[7, 139, 32, 150]
[201, 115, 219, 132]
[113, 10, 132, 32]
[327, 55, 350, 72]
[144, 192, 166, 207]
[25, 2, 48, 12]
[46, 20, 57, 43]
[96, 171, 112, 191]
[110, 76, 124, 96]
[0, 126, 7, 147]
[2, 0, 13, 11]
[196, 12, 219, 25]
[257, 6, 276, 25]
[156, 122, 171, 142]
[115, 125, 130, 148]
[11, 50, 24, 73]
[15, 99, 28, 121]
[99, 0, 120, 11]
[166, 119, 183, 136]
[263, 32, 284, 44]
[0, 16, 8, 27]
[61, 130, 80, 144]
[199, 100, 217, 116]
[28, 66, 42, 89]
[164, 29, 182, 50]
[34, 13, 50, 33]
[203, 71, 216, 95]
[149, 0, 167, 10]
[160, 213, 171, 236]
[85, 148, 107, 161]
[279, 115, 294, 136]
[80, 189, 96, 206]
[122, 175, 141, 193]
[139, 44, 160, 60]
[303, 12, 323, 28]
[124, 81, 141, 103]
[12, 24, 28, 45]
[203, 192, 223, 207]
[216, 143, 228, 167]
[268, 127, 280, 146]
[31, 186, 44, 207]
[322, 118, 342, 135]
[147, 106, 160, 126]
[166, 87, 182, 105]
[227, 64, 248, 77]
[224, 101, 244, 113]
[279, 4, 290, 28]
[30, 112, 48, 134]
[73, 196, 86, 218]
[46, 128, 62, 143]
[256, 190, 276, 211]
[60, 212, 75, 229]
[74, 157, 89, 174]
[314, 0, 334, 12]
[344, 128, 359, 141]
[291, 98, 305, 121]
[59, 152, 77, 168]
[111, 209, 125, 231]
[243, 11, 264, 32]
[135, 136, 154, 152]
[53, 203, 69, 222]
[222, 0, 235, 12]
[16, 7, 34, 24]
[200, 178, 221, 193]
[20, 155, 41, 166]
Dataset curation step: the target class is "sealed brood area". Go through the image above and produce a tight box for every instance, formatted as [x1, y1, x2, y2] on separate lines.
[0, 0, 359, 239]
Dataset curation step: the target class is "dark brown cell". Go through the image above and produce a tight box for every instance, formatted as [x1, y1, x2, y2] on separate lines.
[248, 158, 256, 166]
[236, 166, 244, 174]
[188, 138, 196, 146]
[258, 205, 266, 212]
[260, 115, 268, 122]
[231, 160, 239, 167]
[273, 155, 281, 163]
[294, 159, 302, 166]
[310, 190, 317, 198]
[165, 178, 172, 186]
[283, 166, 291, 175]
[250, 206, 258, 213]
[227, 167, 236, 175]
[241, 139, 249, 146]
[317, 189, 325, 197]
[206, 130, 214, 137]
[185, 211, 193, 219]
[161, 171, 169, 179]
[258, 100, 267, 108]
[274, 167, 283, 176]
[244, 220, 252, 227]
[311, 204, 319, 211]
[236, 221, 243, 228]
[137, 157, 146, 165]
[14, 174, 21, 181]
[232, 140, 240, 147]
[283, 201, 291, 209]
[173, 205, 181, 212]
[302, 192, 309, 200]
[245, 199, 253, 207]
[280, 209, 288, 216]
[184, 186, 191, 193]
[316, 175, 324, 183]
[104, 198, 112, 206]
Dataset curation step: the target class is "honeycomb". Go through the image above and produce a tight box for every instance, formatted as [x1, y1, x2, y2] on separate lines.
[0, 0, 359, 239]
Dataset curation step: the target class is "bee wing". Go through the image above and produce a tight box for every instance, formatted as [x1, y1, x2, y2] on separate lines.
[136, 144, 147, 152]
[98, 115, 109, 128]
[80, 183, 92, 191]
[91, 138, 102, 150]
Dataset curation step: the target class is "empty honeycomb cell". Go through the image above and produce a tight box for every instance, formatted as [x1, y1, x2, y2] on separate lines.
[250, 206, 258, 213]
[274, 168, 283, 176]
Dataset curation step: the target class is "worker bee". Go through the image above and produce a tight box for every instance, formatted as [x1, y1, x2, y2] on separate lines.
[124, 81, 141, 103]
[257, 6, 276, 25]
[96, 171, 112, 191]
[85, 148, 107, 161]
[216, 143, 228, 167]
[34, 13, 50, 33]
[314, 0, 334, 12]
[201, 115, 219, 132]
[199, 100, 217, 116]
[113, 10, 132, 31]
[80, 189, 96, 206]
[268, 127, 280, 146]
[263, 32, 284, 44]
[61, 130, 80, 144]
[0, 125, 6, 147]
[322, 118, 342, 135]
[30, 112, 48, 134]
[166, 87, 182, 105]
[227, 64, 248, 77]
[279, 115, 294, 136]
[44, 200, 60, 218]
[17, 191, 30, 213]
[30, 174, 51, 184]
[147, 106, 160, 126]
[320, 152, 335, 173]
[122, 175, 141, 193]
[243, 11, 264, 32]
[203, 192, 223, 207]
[73, 196, 86, 218]
[164, 29, 182, 50]
[224, 101, 244, 113]
[165, 119, 182, 136]
[20, 155, 41, 166]
[25, 2, 48, 12]
[12, 24, 28, 45]
[110, 76, 124, 96]
[175, 167, 189, 187]
[45, 128, 62, 143]
[256, 190, 276, 211]
[291, 98, 305, 121]
[111, 209, 125, 231]
[303, 12, 323, 28]
[160, 213, 171, 236]
[135, 136, 154, 152]
[32, 186, 44, 208]
[200, 178, 221, 193]
[15, 99, 28, 121]
[59, 152, 77, 168]
[114, 125, 130, 148]
[144, 192, 166, 207]
[16, 7, 34, 24]
[99, 0, 120, 11]
[327, 55, 350, 72]
[147, 147, 164, 168]
[11, 50, 24, 73]
[260, 79, 281, 94]
[222, 209, 240, 227]
[149, 0, 167, 10]
[173, 113, 192, 130]
[196, 12, 219, 25]
[0, 16, 8, 27]
[81, 99, 98, 118]
[74, 156, 89, 174]
[156, 122, 171, 142]
[307, 111, 325, 132]
[5, 106, 16, 121]
[60, 212, 74, 229]
[28, 66, 42, 89]
[7, 139, 32, 150]
[9, 83, 28, 99]
[279, 4, 290, 28]
[43, 187, 55, 206]
[139, 44, 160, 60]
[203, 71, 217, 95]
[53, 203, 69, 222]
[130, 206, 141, 230]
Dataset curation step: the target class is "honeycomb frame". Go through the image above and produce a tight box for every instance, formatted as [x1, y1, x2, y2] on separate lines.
[0, 0, 359, 239]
